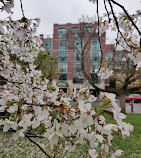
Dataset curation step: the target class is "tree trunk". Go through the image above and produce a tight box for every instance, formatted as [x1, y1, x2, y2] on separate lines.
[119, 94, 126, 114]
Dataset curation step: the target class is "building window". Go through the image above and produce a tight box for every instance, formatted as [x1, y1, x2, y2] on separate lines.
[71, 27, 79, 37]
[115, 64, 122, 69]
[58, 74, 67, 80]
[58, 63, 68, 73]
[73, 73, 83, 83]
[43, 41, 52, 51]
[90, 51, 101, 61]
[73, 63, 83, 83]
[58, 52, 68, 61]
[91, 40, 100, 50]
[90, 63, 100, 72]
[116, 53, 122, 62]
[105, 52, 113, 62]
[125, 52, 131, 69]
[90, 73, 101, 84]
[74, 40, 81, 51]
[115, 53, 122, 69]
[107, 64, 113, 70]
[58, 28, 66, 38]
[85, 26, 94, 33]
[74, 63, 82, 72]
[58, 40, 68, 50]
[74, 52, 81, 61]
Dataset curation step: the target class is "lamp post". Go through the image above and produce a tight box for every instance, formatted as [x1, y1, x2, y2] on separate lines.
[129, 96, 134, 113]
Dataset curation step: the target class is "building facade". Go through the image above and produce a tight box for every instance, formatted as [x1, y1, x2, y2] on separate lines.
[40, 22, 136, 97]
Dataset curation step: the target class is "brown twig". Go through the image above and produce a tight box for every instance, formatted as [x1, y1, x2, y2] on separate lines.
[25, 135, 51, 158]
[20, 0, 25, 17]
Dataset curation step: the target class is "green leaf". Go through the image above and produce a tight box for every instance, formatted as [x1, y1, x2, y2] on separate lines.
[101, 99, 110, 108]
[50, 110, 58, 119]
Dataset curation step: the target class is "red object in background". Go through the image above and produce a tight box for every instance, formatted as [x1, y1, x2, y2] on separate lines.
[126, 94, 141, 102]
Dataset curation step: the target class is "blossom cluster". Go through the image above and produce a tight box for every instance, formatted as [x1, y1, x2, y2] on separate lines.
[0, 0, 14, 13]
[0, 47, 134, 157]
[98, 67, 113, 79]
[0, 1, 134, 158]
[103, 11, 141, 69]
[88, 0, 141, 70]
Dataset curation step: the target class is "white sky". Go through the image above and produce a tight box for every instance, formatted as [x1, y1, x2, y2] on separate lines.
[1, 0, 141, 37]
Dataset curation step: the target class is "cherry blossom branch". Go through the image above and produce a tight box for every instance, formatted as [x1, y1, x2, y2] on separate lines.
[80, 1, 118, 94]
[110, 0, 141, 48]
[20, 0, 25, 17]
[0, 79, 48, 92]
[22, 102, 61, 108]
[0, 100, 62, 108]
[0, 128, 45, 139]
[25, 134, 45, 138]
[110, 0, 141, 36]
[96, 0, 103, 72]
[107, 0, 132, 49]
[0, 127, 15, 132]
[103, 0, 110, 22]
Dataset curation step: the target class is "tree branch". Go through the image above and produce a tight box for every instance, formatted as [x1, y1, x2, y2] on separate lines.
[20, 0, 25, 17]
[124, 75, 141, 89]
[96, 0, 104, 72]
[128, 85, 141, 93]
[110, 0, 141, 37]
[107, 0, 132, 48]
[25, 135, 51, 158]
[103, 0, 110, 22]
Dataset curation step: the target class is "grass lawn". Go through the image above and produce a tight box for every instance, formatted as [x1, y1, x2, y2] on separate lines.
[0, 114, 141, 158]
[112, 114, 141, 158]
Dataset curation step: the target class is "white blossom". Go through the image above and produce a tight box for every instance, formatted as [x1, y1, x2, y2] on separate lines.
[105, 92, 118, 108]
[7, 105, 18, 113]
[111, 150, 123, 158]
[3, 119, 17, 132]
[88, 148, 98, 158]
[48, 132, 62, 146]
[12, 130, 25, 141]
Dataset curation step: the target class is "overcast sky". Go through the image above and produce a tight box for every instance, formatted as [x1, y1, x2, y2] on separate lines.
[1, 0, 141, 37]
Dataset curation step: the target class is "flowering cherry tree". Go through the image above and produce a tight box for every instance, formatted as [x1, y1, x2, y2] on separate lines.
[71, 0, 141, 114]
[0, 0, 135, 157]
[88, 0, 141, 74]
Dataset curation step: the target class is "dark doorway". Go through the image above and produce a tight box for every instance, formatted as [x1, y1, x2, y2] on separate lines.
[90, 89, 100, 98]
[59, 88, 67, 93]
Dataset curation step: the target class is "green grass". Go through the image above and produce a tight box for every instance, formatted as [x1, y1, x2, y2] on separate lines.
[0, 114, 141, 158]
[112, 114, 141, 158]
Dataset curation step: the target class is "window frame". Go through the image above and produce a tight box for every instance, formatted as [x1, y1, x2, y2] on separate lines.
[58, 62, 68, 73]
[90, 40, 100, 50]
[58, 40, 68, 51]
[71, 27, 80, 37]
[58, 52, 68, 61]
[90, 51, 101, 61]
[58, 28, 66, 38]
[43, 41, 53, 51]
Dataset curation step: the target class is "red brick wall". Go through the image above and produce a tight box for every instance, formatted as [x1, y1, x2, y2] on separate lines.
[40, 22, 122, 82]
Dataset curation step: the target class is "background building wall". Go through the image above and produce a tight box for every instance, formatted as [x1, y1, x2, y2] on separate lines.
[40, 22, 135, 97]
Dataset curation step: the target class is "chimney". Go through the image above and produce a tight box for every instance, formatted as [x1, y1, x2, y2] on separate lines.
[40, 34, 44, 39]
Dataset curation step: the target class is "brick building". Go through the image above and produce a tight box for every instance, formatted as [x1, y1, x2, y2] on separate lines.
[40, 22, 134, 97]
